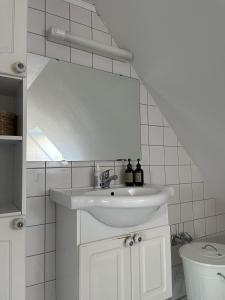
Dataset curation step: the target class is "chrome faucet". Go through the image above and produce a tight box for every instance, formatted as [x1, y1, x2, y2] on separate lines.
[99, 169, 118, 189]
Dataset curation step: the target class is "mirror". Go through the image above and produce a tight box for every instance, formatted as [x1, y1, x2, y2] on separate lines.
[27, 54, 141, 161]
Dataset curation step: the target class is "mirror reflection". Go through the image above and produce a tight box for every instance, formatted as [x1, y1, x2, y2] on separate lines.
[27, 54, 140, 161]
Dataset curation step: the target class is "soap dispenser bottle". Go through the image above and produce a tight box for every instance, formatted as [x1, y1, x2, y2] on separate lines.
[125, 159, 134, 186]
[134, 159, 144, 186]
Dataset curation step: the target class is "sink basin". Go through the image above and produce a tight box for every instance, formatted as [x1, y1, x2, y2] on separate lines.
[50, 184, 173, 227]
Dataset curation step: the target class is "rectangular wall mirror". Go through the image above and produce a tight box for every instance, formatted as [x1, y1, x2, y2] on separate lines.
[27, 54, 141, 161]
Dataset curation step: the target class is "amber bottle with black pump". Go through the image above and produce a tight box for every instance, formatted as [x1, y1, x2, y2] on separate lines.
[125, 159, 134, 186]
[134, 159, 144, 186]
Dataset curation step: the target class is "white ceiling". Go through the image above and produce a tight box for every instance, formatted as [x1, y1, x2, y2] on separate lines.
[94, 0, 225, 205]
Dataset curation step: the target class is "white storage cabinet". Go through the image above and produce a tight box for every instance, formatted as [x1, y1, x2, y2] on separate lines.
[0, 0, 27, 76]
[0, 75, 26, 300]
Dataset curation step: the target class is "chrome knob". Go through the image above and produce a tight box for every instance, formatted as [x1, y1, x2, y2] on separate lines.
[133, 233, 142, 244]
[125, 236, 134, 248]
[13, 218, 25, 230]
[13, 62, 26, 74]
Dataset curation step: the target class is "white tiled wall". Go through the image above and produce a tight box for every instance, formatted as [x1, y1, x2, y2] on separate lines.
[26, 1, 225, 299]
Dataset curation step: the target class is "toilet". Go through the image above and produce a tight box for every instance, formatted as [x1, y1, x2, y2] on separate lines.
[179, 242, 225, 300]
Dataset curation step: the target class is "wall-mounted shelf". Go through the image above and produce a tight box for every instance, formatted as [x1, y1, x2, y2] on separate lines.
[0, 75, 25, 217]
[0, 136, 22, 143]
[0, 203, 21, 217]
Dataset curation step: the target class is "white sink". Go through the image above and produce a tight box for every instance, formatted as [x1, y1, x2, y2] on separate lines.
[50, 185, 173, 227]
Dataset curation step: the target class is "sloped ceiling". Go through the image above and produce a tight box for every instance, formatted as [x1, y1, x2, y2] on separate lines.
[94, 0, 225, 204]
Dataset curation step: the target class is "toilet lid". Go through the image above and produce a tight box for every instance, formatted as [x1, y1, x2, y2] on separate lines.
[179, 242, 225, 266]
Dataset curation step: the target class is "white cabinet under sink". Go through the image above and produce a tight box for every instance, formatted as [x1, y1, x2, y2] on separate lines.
[55, 204, 172, 300]
[80, 236, 132, 300]
[80, 226, 171, 300]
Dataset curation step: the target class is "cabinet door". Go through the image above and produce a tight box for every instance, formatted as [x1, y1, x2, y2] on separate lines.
[79, 237, 132, 300]
[0, 216, 25, 300]
[132, 226, 172, 300]
[0, 0, 27, 76]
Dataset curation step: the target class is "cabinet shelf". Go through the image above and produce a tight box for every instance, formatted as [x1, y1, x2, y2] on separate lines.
[0, 135, 22, 143]
[0, 203, 21, 217]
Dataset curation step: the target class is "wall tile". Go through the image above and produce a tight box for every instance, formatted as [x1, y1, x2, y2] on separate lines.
[183, 221, 195, 237]
[191, 164, 203, 182]
[26, 284, 45, 300]
[180, 184, 192, 203]
[149, 126, 163, 145]
[46, 0, 69, 19]
[205, 198, 216, 217]
[141, 125, 148, 145]
[46, 196, 56, 223]
[26, 254, 45, 286]
[45, 280, 56, 300]
[148, 106, 163, 126]
[93, 29, 111, 45]
[165, 166, 179, 184]
[26, 196, 45, 226]
[181, 202, 193, 222]
[72, 167, 94, 188]
[178, 147, 191, 165]
[26, 225, 45, 256]
[70, 4, 91, 26]
[217, 214, 225, 232]
[71, 48, 92, 67]
[192, 182, 204, 201]
[168, 204, 180, 224]
[140, 145, 150, 165]
[142, 166, 150, 184]
[92, 12, 109, 33]
[140, 105, 148, 124]
[46, 167, 71, 193]
[45, 252, 56, 281]
[168, 185, 180, 204]
[148, 92, 157, 106]
[205, 216, 217, 235]
[194, 219, 206, 238]
[45, 223, 56, 252]
[179, 165, 191, 183]
[70, 21, 92, 39]
[164, 127, 178, 146]
[28, 0, 45, 11]
[46, 13, 70, 32]
[46, 41, 70, 61]
[140, 85, 148, 104]
[27, 33, 45, 56]
[193, 200, 205, 219]
[26, 169, 45, 197]
[93, 54, 112, 72]
[164, 147, 178, 165]
[28, 8, 45, 36]
[150, 146, 164, 166]
[46, 161, 71, 168]
[150, 166, 165, 185]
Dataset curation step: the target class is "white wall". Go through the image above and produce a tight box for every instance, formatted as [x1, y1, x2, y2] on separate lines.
[94, 0, 225, 213]
[26, 1, 224, 299]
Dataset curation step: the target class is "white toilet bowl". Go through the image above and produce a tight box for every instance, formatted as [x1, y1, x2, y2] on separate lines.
[179, 242, 225, 300]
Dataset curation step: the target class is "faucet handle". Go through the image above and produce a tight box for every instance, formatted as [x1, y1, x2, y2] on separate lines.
[101, 169, 113, 178]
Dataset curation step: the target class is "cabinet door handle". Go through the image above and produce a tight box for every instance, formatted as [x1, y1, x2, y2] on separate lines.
[13, 218, 25, 230]
[125, 236, 134, 248]
[133, 233, 142, 244]
[13, 62, 26, 74]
